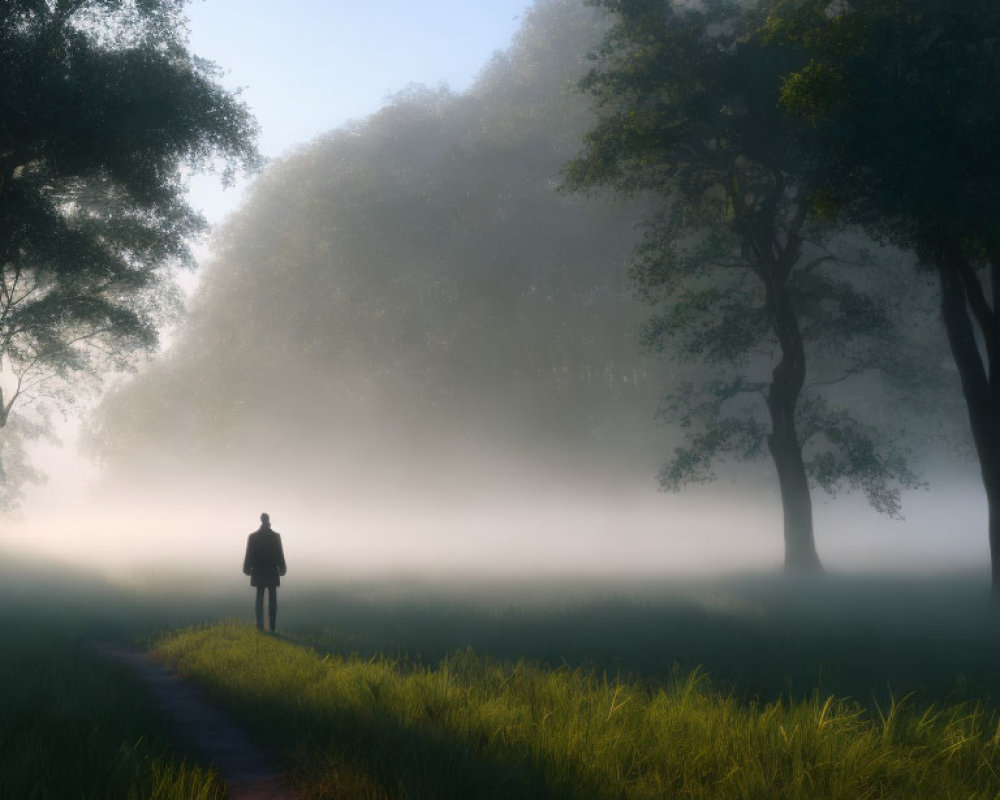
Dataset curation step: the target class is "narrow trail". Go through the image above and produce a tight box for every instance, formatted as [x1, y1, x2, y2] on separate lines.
[91, 642, 301, 800]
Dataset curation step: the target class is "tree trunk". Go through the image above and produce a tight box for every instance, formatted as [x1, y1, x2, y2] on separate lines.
[935, 244, 1000, 593]
[764, 268, 822, 572]
[738, 183, 820, 570]
[988, 478, 1000, 596]
[766, 369, 822, 570]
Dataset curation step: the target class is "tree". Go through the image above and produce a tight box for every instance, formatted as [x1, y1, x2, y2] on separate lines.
[765, 0, 1000, 591]
[563, 0, 921, 570]
[0, 0, 259, 503]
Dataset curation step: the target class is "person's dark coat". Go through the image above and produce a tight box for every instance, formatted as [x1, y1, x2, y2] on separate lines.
[243, 526, 287, 587]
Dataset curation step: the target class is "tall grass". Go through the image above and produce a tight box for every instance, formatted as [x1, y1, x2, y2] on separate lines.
[157, 621, 1000, 800]
[0, 613, 225, 800]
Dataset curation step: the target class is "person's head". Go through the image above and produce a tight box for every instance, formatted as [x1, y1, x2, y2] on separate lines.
[260, 512, 270, 528]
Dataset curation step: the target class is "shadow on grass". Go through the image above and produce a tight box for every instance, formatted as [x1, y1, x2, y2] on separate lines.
[194, 634, 606, 800]
[291, 704, 598, 800]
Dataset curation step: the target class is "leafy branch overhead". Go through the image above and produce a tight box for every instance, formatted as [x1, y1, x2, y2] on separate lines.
[656, 379, 770, 490]
[796, 394, 924, 518]
[0, 0, 260, 506]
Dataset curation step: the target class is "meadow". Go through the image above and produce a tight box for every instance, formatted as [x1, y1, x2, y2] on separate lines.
[5, 559, 1000, 798]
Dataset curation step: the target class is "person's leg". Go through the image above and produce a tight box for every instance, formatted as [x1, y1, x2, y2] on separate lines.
[255, 586, 265, 630]
[268, 585, 277, 632]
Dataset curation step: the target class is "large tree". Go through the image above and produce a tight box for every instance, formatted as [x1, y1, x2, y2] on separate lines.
[765, 0, 1000, 590]
[0, 0, 259, 503]
[564, 0, 921, 570]
[87, 0, 668, 503]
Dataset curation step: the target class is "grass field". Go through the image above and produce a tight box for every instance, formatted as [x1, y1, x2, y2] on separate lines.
[5, 561, 1000, 798]
[156, 619, 1000, 800]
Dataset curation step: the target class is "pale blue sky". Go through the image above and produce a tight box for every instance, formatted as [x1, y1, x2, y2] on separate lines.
[185, 0, 536, 225]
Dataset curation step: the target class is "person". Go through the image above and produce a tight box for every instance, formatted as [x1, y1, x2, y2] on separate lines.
[242, 512, 287, 632]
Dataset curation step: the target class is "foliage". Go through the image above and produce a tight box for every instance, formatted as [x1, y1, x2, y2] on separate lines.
[796, 394, 923, 516]
[0, 415, 47, 510]
[765, 0, 1000, 246]
[0, 0, 259, 504]
[157, 620, 1000, 800]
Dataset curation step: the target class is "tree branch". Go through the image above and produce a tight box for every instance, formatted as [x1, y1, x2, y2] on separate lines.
[951, 247, 996, 351]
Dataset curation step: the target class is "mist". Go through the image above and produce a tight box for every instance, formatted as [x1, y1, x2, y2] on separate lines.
[4, 0, 987, 585]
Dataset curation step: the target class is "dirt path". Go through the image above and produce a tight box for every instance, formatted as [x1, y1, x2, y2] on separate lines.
[92, 642, 301, 800]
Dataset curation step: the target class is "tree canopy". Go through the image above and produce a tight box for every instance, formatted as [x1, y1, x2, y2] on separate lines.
[0, 0, 259, 506]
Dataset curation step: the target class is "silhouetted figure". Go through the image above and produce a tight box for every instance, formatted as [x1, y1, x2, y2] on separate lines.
[242, 512, 287, 632]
